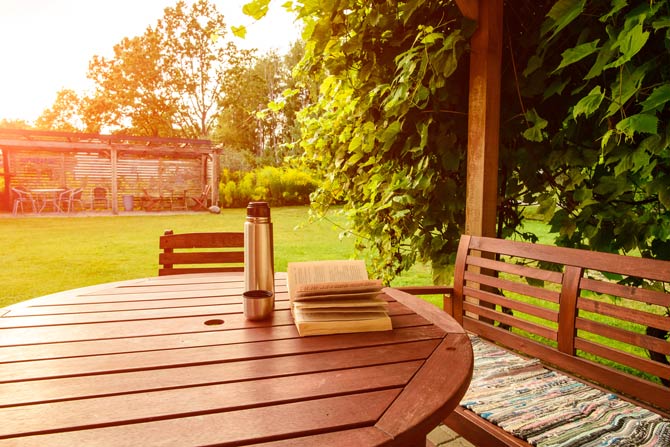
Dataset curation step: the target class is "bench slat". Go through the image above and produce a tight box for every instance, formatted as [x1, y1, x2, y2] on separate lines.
[575, 317, 670, 355]
[462, 303, 557, 342]
[466, 254, 563, 284]
[574, 338, 670, 380]
[463, 270, 561, 303]
[158, 266, 244, 275]
[468, 236, 670, 282]
[159, 232, 245, 249]
[581, 276, 670, 307]
[577, 296, 670, 331]
[159, 251, 245, 265]
[463, 286, 558, 322]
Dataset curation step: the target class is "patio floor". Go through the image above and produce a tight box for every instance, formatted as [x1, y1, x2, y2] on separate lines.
[427, 424, 475, 447]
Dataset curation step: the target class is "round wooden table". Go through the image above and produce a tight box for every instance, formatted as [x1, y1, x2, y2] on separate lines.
[0, 273, 473, 446]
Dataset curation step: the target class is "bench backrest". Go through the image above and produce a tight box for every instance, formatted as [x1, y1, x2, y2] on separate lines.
[158, 230, 244, 276]
[448, 235, 670, 413]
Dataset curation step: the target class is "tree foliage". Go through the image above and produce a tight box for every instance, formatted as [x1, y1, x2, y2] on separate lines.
[214, 40, 310, 166]
[85, 0, 241, 138]
[35, 89, 84, 132]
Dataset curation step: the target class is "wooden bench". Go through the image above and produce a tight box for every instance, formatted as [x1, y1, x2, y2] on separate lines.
[158, 230, 244, 275]
[401, 235, 670, 447]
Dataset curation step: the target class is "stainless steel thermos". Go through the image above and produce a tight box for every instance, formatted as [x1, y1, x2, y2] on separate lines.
[244, 202, 275, 294]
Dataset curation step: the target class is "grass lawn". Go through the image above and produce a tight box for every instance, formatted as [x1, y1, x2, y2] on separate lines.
[4, 208, 660, 382]
[0, 206, 440, 308]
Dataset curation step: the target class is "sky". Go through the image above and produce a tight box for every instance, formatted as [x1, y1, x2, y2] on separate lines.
[0, 0, 301, 123]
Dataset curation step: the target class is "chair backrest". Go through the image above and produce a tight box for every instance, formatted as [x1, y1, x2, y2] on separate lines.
[71, 187, 84, 199]
[11, 186, 30, 199]
[158, 229, 245, 276]
[93, 187, 107, 199]
[58, 188, 73, 200]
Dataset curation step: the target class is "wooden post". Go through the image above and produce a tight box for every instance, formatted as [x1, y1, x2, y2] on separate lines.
[111, 147, 118, 215]
[464, 0, 503, 238]
[211, 151, 220, 207]
[2, 148, 10, 212]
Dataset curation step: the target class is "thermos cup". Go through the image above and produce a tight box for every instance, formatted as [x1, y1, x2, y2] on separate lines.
[243, 290, 274, 320]
[244, 202, 275, 295]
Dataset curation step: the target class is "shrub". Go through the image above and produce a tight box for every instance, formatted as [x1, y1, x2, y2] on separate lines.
[218, 167, 318, 207]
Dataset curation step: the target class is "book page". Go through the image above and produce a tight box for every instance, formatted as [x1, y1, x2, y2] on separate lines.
[292, 297, 388, 309]
[293, 281, 383, 301]
[287, 260, 370, 300]
[293, 308, 388, 322]
[288, 260, 368, 284]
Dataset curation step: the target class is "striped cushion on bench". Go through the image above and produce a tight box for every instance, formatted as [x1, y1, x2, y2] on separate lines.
[461, 336, 670, 447]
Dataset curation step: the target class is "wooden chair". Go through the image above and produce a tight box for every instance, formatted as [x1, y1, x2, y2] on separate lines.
[158, 229, 245, 276]
[190, 184, 211, 210]
[141, 189, 161, 211]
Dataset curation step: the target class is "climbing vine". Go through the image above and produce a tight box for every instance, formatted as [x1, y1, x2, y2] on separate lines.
[244, 0, 670, 281]
[518, 0, 670, 260]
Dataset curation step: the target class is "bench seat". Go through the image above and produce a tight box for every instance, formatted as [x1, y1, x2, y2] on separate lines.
[462, 335, 670, 446]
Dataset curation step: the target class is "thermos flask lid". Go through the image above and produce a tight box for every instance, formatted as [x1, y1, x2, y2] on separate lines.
[247, 201, 271, 218]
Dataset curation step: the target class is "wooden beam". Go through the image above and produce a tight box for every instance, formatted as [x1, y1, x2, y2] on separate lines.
[464, 0, 503, 238]
[455, 0, 478, 20]
[0, 139, 214, 156]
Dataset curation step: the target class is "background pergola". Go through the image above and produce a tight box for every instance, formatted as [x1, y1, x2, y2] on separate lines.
[456, 0, 502, 238]
[0, 129, 220, 214]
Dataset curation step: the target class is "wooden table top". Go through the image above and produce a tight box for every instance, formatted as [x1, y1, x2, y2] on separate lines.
[0, 273, 473, 446]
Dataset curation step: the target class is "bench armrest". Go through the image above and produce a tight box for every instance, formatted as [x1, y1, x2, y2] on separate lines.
[394, 285, 454, 315]
[394, 285, 453, 295]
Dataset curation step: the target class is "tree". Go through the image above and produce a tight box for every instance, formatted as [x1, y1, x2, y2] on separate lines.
[85, 0, 241, 138]
[214, 48, 277, 159]
[0, 119, 31, 130]
[214, 41, 309, 166]
[85, 30, 176, 135]
[35, 89, 84, 132]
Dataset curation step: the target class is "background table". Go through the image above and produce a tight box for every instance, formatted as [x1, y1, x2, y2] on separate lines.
[29, 188, 66, 213]
[0, 273, 473, 446]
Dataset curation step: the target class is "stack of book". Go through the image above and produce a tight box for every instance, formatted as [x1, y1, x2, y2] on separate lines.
[287, 260, 392, 336]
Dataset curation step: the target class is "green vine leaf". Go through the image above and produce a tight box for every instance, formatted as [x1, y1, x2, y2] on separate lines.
[542, 0, 586, 43]
[584, 39, 616, 80]
[522, 108, 548, 142]
[573, 86, 604, 119]
[652, 17, 670, 31]
[605, 23, 649, 69]
[242, 0, 270, 20]
[600, 0, 628, 23]
[604, 62, 648, 118]
[555, 39, 600, 72]
[615, 113, 658, 139]
[641, 84, 670, 113]
[231, 25, 247, 39]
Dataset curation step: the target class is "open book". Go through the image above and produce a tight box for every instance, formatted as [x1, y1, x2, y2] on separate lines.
[287, 260, 392, 336]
